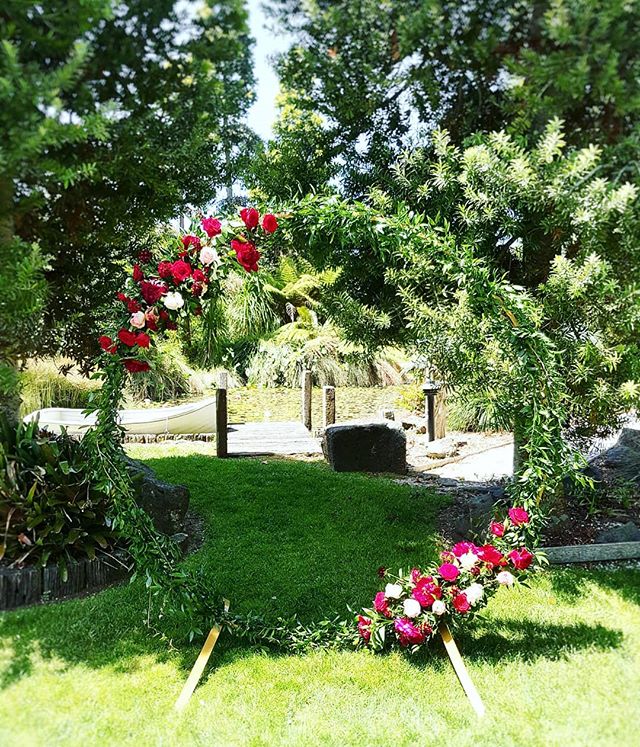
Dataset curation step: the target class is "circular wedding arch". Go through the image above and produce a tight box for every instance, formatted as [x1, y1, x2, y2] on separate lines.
[85, 202, 575, 652]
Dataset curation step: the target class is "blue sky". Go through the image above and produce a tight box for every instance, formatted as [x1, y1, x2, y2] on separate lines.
[246, 0, 290, 140]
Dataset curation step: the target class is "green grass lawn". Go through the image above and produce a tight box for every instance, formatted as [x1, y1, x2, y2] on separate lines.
[1, 444, 639, 746]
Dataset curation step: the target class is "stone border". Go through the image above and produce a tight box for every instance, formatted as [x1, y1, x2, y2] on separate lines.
[543, 541, 640, 564]
[0, 549, 131, 611]
[124, 433, 215, 443]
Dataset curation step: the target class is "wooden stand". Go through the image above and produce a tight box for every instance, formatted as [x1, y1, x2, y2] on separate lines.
[439, 623, 485, 717]
[175, 599, 230, 711]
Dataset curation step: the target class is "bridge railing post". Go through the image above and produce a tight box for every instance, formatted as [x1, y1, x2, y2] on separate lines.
[301, 369, 312, 431]
[322, 385, 335, 429]
[216, 372, 228, 458]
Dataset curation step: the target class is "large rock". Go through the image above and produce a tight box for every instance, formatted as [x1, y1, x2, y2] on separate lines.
[322, 422, 407, 473]
[125, 458, 189, 535]
[596, 521, 640, 544]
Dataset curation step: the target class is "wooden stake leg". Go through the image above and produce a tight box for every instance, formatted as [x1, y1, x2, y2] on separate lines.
[439, 622, 486, 718]
[175, 599, 230, 711]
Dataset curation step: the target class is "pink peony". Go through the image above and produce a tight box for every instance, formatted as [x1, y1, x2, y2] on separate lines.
[240, 207, 259, 229]
[438, 563, 460, 583]
[508, 547, 534, 570]
[374, 591, 391, 618]
[201, 216, 222, 237]
[412, 575, 442, 607]
[394, 617, 426, 646]
[508, 507, 530, 526]
[357, 615, 372, 642]
[490, 521, 505, 537]
[451, 541, 477, 558]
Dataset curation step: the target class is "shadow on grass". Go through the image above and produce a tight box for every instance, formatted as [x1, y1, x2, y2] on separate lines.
[547, 566, 640, 608]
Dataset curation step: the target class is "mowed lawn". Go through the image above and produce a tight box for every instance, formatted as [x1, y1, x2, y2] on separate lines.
[0, 443, 639, 746]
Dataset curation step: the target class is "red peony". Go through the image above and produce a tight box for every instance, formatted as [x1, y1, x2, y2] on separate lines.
[490, 521, 505, 538]
[181, 234, 202, 251]
[261, 213, 278, 233]
[136, 332, 151, 348]
[201, 216, 222, 237]
[452, 593, 471, 614]
[98, 335, 117, 354]
[451, 541, 478, 558]
[158, 261, 173, 279]
[508, 547, 534, 570]
[118, 329, 138, 347]
[357, 615, 372, 642]
[192, 268, 206, 283]
[438, 563, 460, 583]
[477, 544, 506, 567]
[133, 264, 144, 282]
[240, 207, 259, 229]
[122, 359, 150, 373]
[140, 279, 168, 304]
[127, 298, 141, 313]
[171, 260, 192, 284]
[231, 239, 260, 272]
[394, 617, 425, 646]
[374, 591, 392, 618]
[508, 507, 530, 526]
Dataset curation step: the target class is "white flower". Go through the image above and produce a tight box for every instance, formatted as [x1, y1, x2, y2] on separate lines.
[163, 291, 184, 311]
[464, 583, 484, 606]
[199, 246, 219, 266]
[497, 571, 515, 587]
[130, 311, 146, 329]
[432, 599, 446, 615]
[459, 551, 479, 570]
[384, 583, 403, 600]
[403, 598, 421, 618]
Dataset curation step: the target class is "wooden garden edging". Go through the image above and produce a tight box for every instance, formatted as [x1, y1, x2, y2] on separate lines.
[0, 550, 131, 611]
[542, 541, 640, 564]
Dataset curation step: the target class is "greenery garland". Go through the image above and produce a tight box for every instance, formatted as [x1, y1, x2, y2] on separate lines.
[86, 204, 581, 650]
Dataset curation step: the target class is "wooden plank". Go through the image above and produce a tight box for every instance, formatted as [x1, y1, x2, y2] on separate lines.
[543, 541, 640, 564]
[216, 373, 228, 459]
[439, 623, 485, 718]
[175, 599, 230, 711]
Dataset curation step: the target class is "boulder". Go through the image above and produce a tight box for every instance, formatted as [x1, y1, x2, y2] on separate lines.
[125, 457, 189, 535]
[595, 521, 640, 544]
[322, 422, 406, 473]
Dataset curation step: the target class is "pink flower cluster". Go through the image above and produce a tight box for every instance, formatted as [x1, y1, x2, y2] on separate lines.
[358, 507, 534, 651]
[98, 208, 278, 373]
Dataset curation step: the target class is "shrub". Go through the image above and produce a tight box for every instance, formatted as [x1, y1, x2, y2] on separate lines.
[20, 359, 101, 416]
[0, 418, 117, 578]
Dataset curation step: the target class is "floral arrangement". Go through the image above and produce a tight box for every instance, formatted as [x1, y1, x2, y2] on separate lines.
[357, 507, 537, 651]
[97, 207, 278, 373]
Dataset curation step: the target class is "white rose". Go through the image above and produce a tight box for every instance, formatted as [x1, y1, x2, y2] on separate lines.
[130, 311, 146, 328]
[464, 583, 484, 606]
[384, 583, 403, 600]
[163, 291, 184, 311]
[403, 598, 421, 618]
[459, 551, 479, 570]
[497, 571, 515, 587]
[199, 246, 219, 266]
[432, 599, 446, 615]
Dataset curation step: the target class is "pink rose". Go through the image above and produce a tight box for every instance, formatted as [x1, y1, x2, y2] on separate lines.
[508, 507, 530, 526]
[438, 563, 460, 583]
[452, 593, 471, 614]
[508, 547, 534, 570]
[199, 246, 217, 266]
[261, 213, 278, 233]
[490, 521, 505, 537]
[130, 311, 146, 329]
[240, 207, 259, 229]
[201, 216, 222, 237]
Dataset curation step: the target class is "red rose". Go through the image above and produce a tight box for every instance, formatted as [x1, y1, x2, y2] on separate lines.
[438, 563, 460, 583]
[181, 234, 202, 251]
[201, 216, 222, 237]
[192, 268, 206, 283]
[357, 615, 372, 642]
[117, 329, 138, 347]
[98, 335, 117, 354]
[158, 261, 173, 279]
[452, 593, 471, 614]
[140, 279, 168, 304]
[490, 521, 505, 538]
[231, 239, 260, 272]
[508, 507, 530, 526]
[508, 548, 534, 570]
[374, 591, 391, 618]
[261, 213, 278, 233]
[451, 541, 478, 558]
[240, 207, 259, 229]
[136, 332, 151, 348]
[171, 260, 192, 284]
[122, 359, 150, 373]
[133, 264, 144, 282]
[477, 544, 506, 566]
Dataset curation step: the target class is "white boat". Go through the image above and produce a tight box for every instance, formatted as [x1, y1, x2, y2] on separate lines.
[23, 397, 218, 436]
